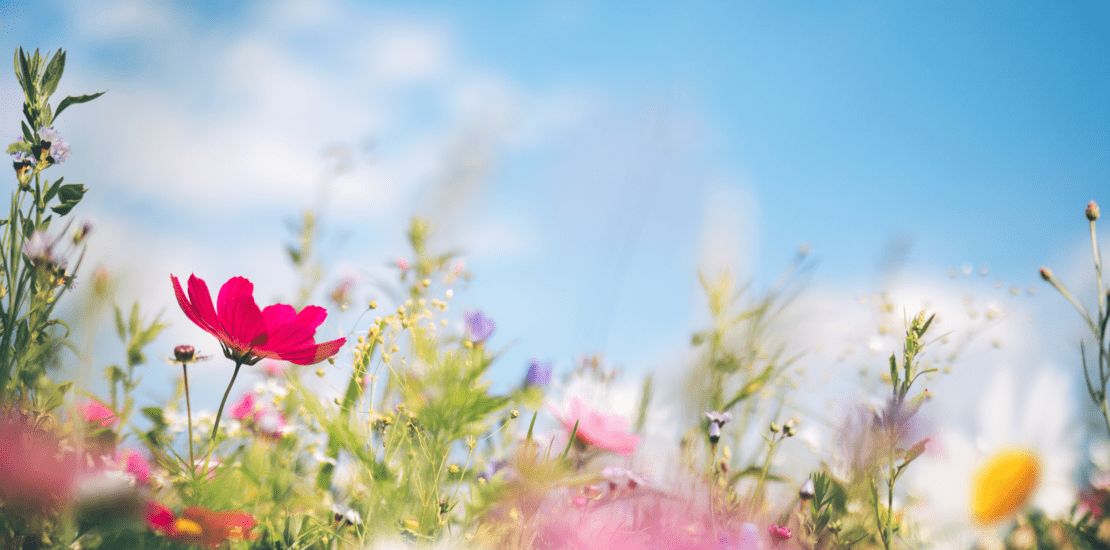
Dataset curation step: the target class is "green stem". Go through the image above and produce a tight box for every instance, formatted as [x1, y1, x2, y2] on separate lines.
[751, 437, 777, 514]
[182, 362, 195, 475]
[201, 359, 243, 478]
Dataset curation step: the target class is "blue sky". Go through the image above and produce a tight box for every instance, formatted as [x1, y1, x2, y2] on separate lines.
[0, 0, 1107, 433]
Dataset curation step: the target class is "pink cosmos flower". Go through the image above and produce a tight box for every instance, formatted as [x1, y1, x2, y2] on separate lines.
[118, 449, 151, 483]
[171, 274, 346, 365]
[229, 393, 258, 420]
[82, 400, 117, 428]
[260, 360, 284, 377]
[550, 396, 641, 456]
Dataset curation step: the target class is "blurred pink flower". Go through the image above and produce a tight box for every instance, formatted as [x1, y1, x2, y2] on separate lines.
[229, 393, 258, 420]
[82, 400, 117, 428]
[118, 449, 151, 483]
[396, 258, 410, 270]
[768, 524, 792, 543]
[0, 414, 78, 513]
[259, 360, 284, 377]
[550, 396, 641, 456]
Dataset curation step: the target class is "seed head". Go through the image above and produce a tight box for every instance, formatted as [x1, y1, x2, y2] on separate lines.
[174, 345, 195, 363]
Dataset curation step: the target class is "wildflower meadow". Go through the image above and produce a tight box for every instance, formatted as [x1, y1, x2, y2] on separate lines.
[0, 26, 1106, 550]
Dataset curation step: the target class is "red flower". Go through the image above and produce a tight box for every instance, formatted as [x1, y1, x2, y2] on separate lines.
[171, 274, 346, 365]
[147, 503, 257, 548]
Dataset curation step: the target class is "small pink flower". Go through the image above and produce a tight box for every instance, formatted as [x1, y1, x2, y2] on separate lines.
[768, 524, 792, 542]
[229, 393, 258, 420]
[396, 258, 410, 270]
[550, 396, 641, 456]
[82, 400, 117, 428]
[259, 360, 284, 377]
[119, 450, 151, 483]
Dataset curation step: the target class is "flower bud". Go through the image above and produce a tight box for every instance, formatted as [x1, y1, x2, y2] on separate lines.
[1088, 200, 1101, 222]
[800, 478, 816, 501]
[510, 409, 519, 419]
[708, 421, 722, 444]
[769, 422, 780, 434]
[174, 345, 195, 363]
[1040, 266, 1055, 282]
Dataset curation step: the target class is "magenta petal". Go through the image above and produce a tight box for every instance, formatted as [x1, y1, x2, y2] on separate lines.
[293, 305, 327, 330]
[261, 303, 297, 329]
[216, 277, 265, 352]
[183, 275, 224, 339]
[172, 275, 210, 334]
[277, 337, 346, 365]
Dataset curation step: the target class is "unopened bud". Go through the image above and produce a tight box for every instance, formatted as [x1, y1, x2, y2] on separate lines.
[174, 345, 195, 362]
[769, 422, 780, 434]
[708, 421, 722, 444]
[1040, 266, 1055, 282]
[510, 409, 519, 419]
[369, 301, 377, 309]
[800, 478, 816, 501]
[316, 368, 326, 377]
[1088, 200, 1100, 221]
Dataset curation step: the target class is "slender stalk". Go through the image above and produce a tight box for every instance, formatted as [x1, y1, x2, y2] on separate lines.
[209, 360, 243, 442]
[201, 359, 244, 477]
[182, 362, 195, 472]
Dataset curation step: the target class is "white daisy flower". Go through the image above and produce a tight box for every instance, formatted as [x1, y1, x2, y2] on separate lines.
[909, 366, 1078, 548]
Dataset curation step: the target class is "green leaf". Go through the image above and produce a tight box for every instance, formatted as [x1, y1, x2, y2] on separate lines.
[5, 141, 30, 155]
[889, 354, 899, 388]
[560, 419, 579, 460]
[54, 91, 106, 121]
[20, 121, 33, 143]
[902, 438, 929, 466]
[141, 406, 166, 429]
[39, 49, 64, 100]
[525, 410, 537, 443]
[51, 183, 85, 216]
[42, 177, 63, 204]
[722, 364, 775, 411]
[114, 306, 126, 340]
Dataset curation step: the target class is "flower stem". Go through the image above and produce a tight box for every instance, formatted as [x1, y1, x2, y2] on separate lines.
[182, 362, 195, 473]
[201, 359, 243, 477]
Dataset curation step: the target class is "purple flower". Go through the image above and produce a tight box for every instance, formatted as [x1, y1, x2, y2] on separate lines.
[38, 127, 70, 164]
[464, 310, 495, 343]
[525, 359, 552, 386]
[23, 230, 66, 270]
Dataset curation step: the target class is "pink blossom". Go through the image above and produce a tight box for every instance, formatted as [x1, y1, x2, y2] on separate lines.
[229, 393, 258, 420]
[260, 360, 284, 377]
[768, 524, 791, 542]
[0, 414, 78, 513]
[550, 396, 641, 456]
[171, 274, 345, 365]
[82, 400, 117, 428]
[119, 449, 151, 483]
[396, 258, 410, 270]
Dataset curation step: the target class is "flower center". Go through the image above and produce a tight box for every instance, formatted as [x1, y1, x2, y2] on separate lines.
[970, 449, 1040, 524]
[174, 518, 203, 536]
